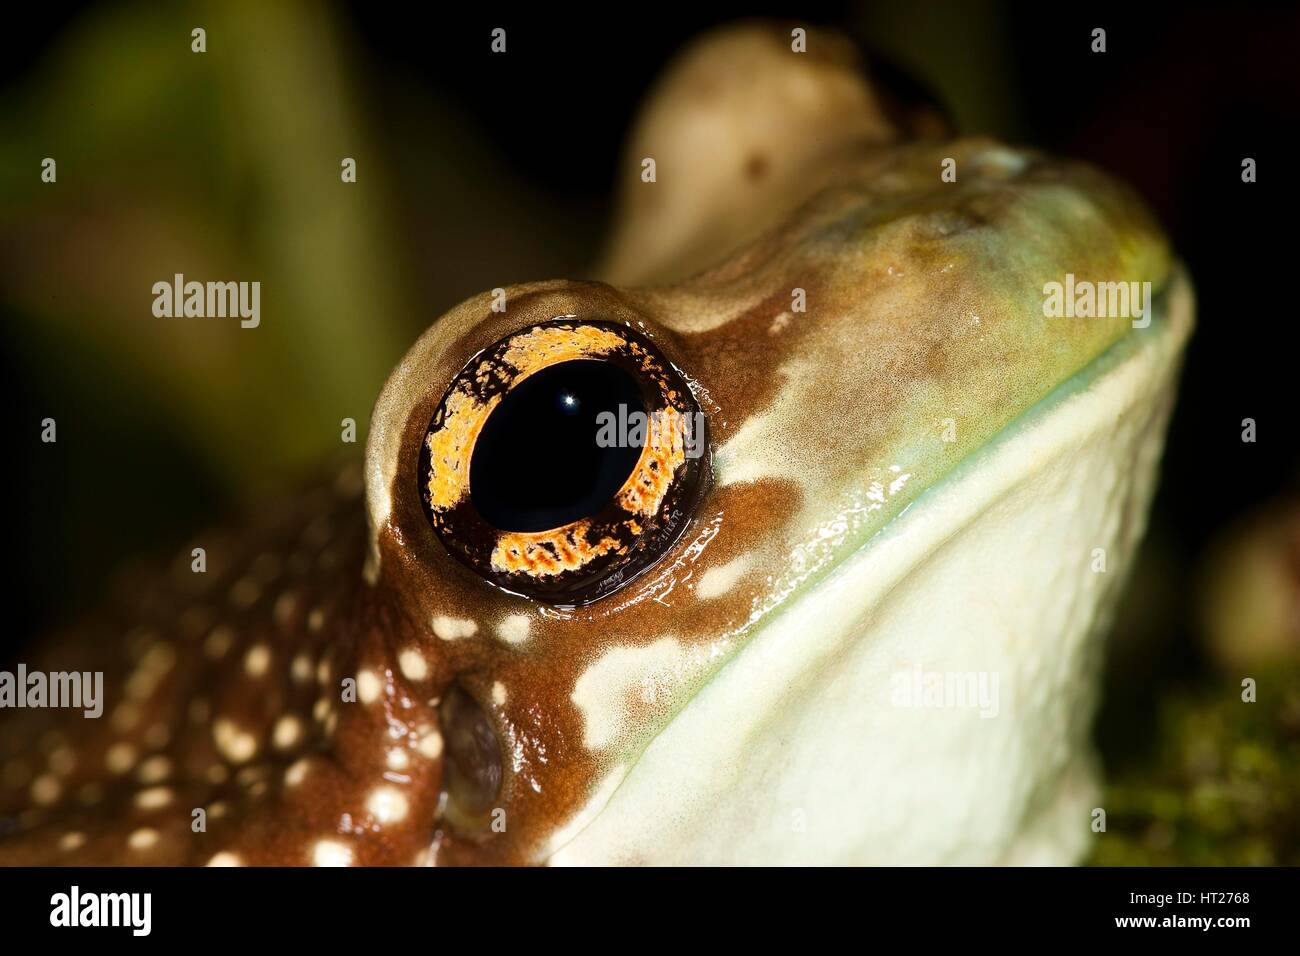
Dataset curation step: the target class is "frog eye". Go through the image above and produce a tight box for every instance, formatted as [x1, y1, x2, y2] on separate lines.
[419, 319, 708, 607]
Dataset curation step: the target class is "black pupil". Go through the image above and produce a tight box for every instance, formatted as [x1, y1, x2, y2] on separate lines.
[470, 360, 646, 532]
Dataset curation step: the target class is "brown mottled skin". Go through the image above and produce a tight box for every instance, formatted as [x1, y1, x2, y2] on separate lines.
[0, 24, 1178, 864]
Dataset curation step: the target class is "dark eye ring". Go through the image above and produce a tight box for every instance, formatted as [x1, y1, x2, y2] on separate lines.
[419, 318, 708, 607]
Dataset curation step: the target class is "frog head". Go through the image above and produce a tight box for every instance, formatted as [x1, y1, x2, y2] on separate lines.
[365, 24, 1193, 864]
[0, 22, 1193, 869]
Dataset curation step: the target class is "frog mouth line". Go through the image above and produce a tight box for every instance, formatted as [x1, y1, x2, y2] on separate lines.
[541, 265, 1193, 865]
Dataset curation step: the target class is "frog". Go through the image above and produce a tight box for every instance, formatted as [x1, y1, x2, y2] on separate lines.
[0, 22, 1192, 865]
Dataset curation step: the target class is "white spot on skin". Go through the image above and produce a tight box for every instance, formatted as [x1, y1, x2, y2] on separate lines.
[213, 718, 258, 764]
[134, 786, 172, 810]
[48, 747, 76, 777]
[273, 716, 303, 750]
[30, 774, 61, 806]
[386, 749, 410, 771]
[285, 758, 312, 787]
[111, 702, 141, 732]
[491, 681, 507, 706]
[137, 755, 171, 784]
[432, 616, 477, 641]
[273, 592, 297, 627]
[204, 625, 236, 660]
[694, 555, 752, 600]
[106, 742, 137, 775]
[291, 654, 313, 684]
[59, 831, 86, 852]
[713, 357, 823, 488]
[125, 667, 162, 701]
[571, 638, 690, 750]
[398, 649, 429, 681]
[127, 828, 159, 850]
[313, 840, 353, 867]
[357, 670, 382, 704]
[417, 727, 444, 760]
[206, 851, 243, 866]
[139, 642, 177, 676]
[366, 787, 409, 824]
[496, 614, 531, 645]
[244, 644, 272, 677]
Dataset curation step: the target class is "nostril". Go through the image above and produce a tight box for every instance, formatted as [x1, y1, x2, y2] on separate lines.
[438, 684, 502, 824]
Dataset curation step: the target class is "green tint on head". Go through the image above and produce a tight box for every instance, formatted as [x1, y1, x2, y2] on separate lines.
[655, 135, 1175, 617]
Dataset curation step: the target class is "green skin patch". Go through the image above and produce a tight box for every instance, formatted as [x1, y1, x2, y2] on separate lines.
[694, 136, 1174, 618]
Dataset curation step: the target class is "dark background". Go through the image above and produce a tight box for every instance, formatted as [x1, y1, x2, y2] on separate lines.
[3, 2, 1297, 766]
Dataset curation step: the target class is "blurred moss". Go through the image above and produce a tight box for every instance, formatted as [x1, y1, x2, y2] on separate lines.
[1090, 664, 1300, 865]
[0, 0, 408, 494]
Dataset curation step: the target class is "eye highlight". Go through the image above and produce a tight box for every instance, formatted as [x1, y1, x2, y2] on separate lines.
[470, 359, 646, 533]
[419, 319, 708, 607]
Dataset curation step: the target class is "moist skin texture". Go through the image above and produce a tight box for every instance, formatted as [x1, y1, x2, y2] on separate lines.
[0, 23, 1191, 865]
